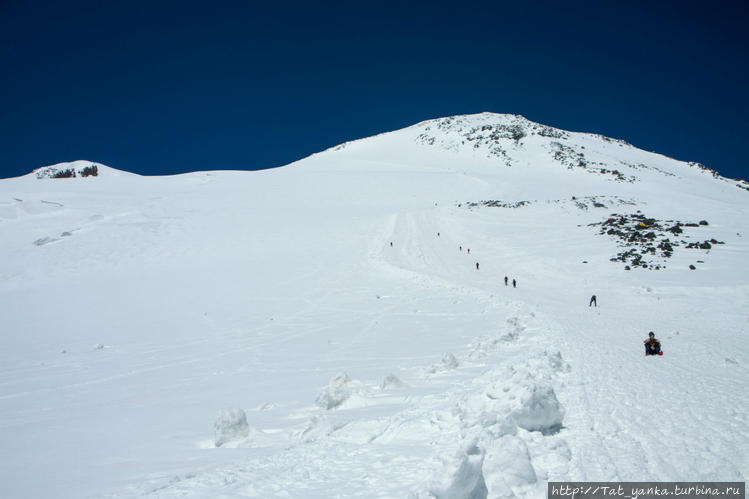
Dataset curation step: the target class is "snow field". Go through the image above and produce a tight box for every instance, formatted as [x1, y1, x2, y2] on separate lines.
[109, 204, 587, 498]
[1, 114, 748, 497]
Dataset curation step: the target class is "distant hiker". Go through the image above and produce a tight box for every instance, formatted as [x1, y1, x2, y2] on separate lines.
[644, 331, 662, 356]
[390, 241, 393, 247]
[504, 276, 508, 286]
[459, 246, 462, 251]
[437, 232, 440, 237]
[512, 279, 516, 288]
[467, 248, 470, 254]
[476, 262, 480, 270]
[589, 295, 597, 307]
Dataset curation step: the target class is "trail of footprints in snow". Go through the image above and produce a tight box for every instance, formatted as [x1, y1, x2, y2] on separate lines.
[201, 314, 574, 498]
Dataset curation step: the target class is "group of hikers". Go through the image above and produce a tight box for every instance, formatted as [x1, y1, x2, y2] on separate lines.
[392, 235, 661, 357]
[455, 241, 518, 286]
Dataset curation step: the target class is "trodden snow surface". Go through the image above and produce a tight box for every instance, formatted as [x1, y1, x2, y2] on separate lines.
[1, 115, 748, 498]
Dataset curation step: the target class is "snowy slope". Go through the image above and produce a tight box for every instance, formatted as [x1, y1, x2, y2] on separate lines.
[1, 113, 748, 498]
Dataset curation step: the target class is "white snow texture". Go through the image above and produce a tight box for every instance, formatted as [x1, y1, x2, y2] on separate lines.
[1, 113, 748, 498]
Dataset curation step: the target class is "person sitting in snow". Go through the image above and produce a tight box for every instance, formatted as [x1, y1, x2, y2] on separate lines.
[644, 331, 661, 356]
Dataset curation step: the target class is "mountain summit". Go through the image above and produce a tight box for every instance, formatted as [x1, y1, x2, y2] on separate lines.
[317, 112, 748, 194]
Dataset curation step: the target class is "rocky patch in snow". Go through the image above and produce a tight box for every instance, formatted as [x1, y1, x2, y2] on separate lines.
[33, 236, 59, 246]
[461, 195, 636, 211]
[415, 114, 559, 167]
[560, 195, 637, 210]
[465, 200, 533, 209]
[549, 142, 636, 182]
[591, 212, 725, 270]
[413, 113, 642, 182]
[35, 163, 98, 179]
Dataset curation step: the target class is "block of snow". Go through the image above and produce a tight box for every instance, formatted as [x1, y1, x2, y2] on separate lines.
[512, 385, 564, 433]
[429, 353, 460, 373]
[468, 336, 503, 359]
[214, 408, 249, 447]
[484, 435, 537, 488]
[380, 373, 407, 390]
[315, 373, 351, 410]
[442, 353, 459, 369]
[430, 444, 488, 499]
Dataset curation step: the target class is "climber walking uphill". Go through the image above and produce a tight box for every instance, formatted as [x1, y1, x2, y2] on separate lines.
[589, 295, 597, 307]
[644, 331, 663, 356]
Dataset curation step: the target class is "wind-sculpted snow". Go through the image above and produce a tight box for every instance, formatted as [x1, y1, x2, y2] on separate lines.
[428, 444, 489, 499]
[124, 310, 572, 497]
[428, 352, 460, 373]
[213, 408, 249, 447]
[380, 373, 408, 390]
[1, 112, 748, 498]
[315, 372, 353, 410]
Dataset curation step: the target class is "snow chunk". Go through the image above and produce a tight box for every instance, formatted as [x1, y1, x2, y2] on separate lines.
[544, 350, 570, 373]
[380, 373, 407, 390]
[442, 353, 459, 369]
[512, 385, 564, 433]
[429, 353, 459, 373]
[458, 360, 565, 435]
[430, 443, 488, 499]
[315, 373, 351, 410]
[484, 435, 537, 489]
[468, 336, 502, 359]
[214, 408, 249, 447]
[295, 415, 350, 443]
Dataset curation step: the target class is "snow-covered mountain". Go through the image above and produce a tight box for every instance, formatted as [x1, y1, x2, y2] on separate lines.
[1, 113, 747, 498]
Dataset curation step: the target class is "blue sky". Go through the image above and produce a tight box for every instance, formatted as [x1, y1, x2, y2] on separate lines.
[1, 1, 747, 179]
